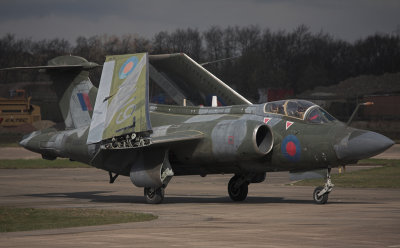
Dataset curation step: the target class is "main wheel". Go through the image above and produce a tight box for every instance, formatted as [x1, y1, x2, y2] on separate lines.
[228, 176, 248, 201]
[313, 186, 329, 204]
[144, 187, 164, 204]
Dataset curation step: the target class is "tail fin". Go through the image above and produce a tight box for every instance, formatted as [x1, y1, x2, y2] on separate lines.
[1, 55, 101, 129]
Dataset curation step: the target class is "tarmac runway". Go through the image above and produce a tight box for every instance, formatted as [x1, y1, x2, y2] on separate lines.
[0, 145, 400, 247]
[0, 166, 400, 247]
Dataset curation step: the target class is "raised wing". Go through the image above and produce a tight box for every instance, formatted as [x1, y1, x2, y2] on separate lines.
[87, 53, 151, 144]
[149, 53, 252, 106]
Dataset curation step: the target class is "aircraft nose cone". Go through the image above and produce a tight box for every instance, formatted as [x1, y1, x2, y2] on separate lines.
[334, 130, 394, 161]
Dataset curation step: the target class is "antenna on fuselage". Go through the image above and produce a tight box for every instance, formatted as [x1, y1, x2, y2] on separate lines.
[212, 96, 218, 107]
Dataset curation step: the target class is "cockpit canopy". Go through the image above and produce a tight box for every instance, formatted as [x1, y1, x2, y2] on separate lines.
[264, 99, 337, 124]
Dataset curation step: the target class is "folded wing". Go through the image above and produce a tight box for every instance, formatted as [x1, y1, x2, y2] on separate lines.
[87, 53, 151, 144]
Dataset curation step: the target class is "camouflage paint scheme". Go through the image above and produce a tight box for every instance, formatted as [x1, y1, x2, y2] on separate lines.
[12, 53, 394, 204]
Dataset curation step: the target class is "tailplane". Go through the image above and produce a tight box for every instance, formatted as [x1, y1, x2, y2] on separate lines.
[1, 55, 101, 129]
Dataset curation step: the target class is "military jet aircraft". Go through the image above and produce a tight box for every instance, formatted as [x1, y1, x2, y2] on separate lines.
[3, 53, 394, 204]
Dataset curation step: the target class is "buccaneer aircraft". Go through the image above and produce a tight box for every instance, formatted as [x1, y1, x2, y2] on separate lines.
[2, 53, 394, 204]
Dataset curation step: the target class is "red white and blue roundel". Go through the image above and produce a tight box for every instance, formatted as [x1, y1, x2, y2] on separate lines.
[281, 135, 301, 162]
[119, 56, 139, 79]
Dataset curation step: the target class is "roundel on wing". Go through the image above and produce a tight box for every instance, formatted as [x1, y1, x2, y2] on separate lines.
[119, 56, 139, 79]
[281, 135, 301, 162]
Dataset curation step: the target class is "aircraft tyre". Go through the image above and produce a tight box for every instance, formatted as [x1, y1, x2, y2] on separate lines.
[228, 175, 248, 201]
[144, 187, 164, 204]
[313, 186, 329, 204]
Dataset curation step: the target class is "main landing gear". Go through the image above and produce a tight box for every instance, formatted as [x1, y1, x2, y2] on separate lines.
[228, 175, 249, 201]
[144, 187, 165, 204]
[313, 168, 334, 204]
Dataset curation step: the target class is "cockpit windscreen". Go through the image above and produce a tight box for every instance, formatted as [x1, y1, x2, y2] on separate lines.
[264, 99, 337, 123]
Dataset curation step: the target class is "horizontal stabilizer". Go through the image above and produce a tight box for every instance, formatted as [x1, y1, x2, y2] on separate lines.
[0, 55, 100, 71]
[151, 130, 204, 145]
[0, 64, 100, 71]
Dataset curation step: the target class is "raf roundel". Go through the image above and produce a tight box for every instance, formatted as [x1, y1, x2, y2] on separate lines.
[119, 56, 139, 79]
[281, 135, 301, 162]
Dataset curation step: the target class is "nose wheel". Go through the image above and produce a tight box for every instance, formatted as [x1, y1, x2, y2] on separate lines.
[313, 168, 334, 204]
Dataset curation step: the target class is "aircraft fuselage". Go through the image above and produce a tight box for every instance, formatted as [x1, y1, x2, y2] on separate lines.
[20, 102, 393, 177]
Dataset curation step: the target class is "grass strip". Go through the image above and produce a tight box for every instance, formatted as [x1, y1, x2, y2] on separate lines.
[0, 159, 91, 169]
[294, 159, 400, 188]
[0, 142, 20, 147]
[357, 158, 400, 166]
[0, 133, 23, 147]
[0, 207, 157, 232]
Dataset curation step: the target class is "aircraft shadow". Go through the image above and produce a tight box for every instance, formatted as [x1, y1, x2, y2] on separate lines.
[23, 191, 371, 205]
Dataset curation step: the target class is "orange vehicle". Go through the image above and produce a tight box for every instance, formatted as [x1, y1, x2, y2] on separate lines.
[0, 89, 41, 127]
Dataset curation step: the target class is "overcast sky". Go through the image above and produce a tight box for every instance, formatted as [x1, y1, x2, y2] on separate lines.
[0, 0, 399, 43]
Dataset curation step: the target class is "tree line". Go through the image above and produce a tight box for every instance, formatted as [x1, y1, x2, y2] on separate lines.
[1, 25, 399, 100]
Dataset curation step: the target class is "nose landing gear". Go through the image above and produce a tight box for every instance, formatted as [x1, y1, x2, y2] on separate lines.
[313, 168, 334, 204]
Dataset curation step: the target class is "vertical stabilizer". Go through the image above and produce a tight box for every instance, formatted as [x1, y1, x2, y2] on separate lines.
[57, 70, 96, 129]
[45, 56, 99, 129]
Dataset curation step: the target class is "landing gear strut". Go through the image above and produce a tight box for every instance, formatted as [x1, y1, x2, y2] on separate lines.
[313, 168, 334, 204]
[228, 175, 249, 201]
[144, 187, 165, 204]
[108, 171, 119, 184]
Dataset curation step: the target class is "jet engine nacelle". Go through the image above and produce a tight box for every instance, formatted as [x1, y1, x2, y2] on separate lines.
[130, 148, 174, 188]
[210, 119, 273, 161]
